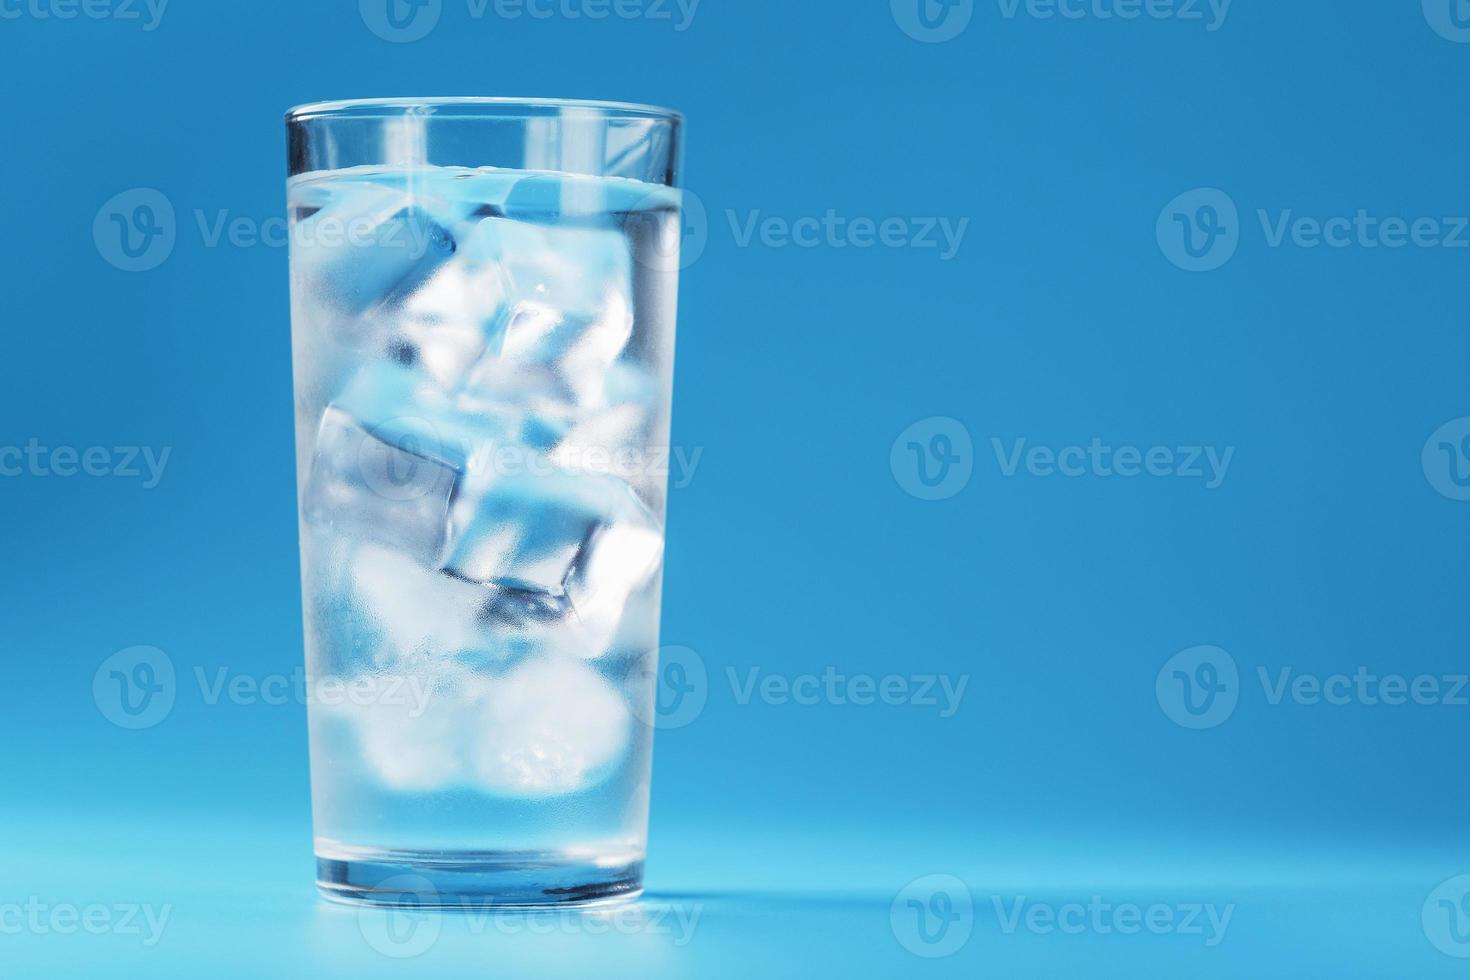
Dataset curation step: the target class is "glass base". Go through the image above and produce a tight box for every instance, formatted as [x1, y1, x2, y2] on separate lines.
[315, 846, 644, 909]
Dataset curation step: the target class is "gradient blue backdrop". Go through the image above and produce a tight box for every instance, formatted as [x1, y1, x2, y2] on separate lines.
[3, 1, 1469, 975]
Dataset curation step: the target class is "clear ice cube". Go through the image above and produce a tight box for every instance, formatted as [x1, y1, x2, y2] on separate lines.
[565, 511, 665, 651]
[453, 216, 636, 409]
[381, 234, 514, 391]
[443, 470, 608, 596]
[303, 360, 513, 562]
[291, 185, 466, 317]
[443, 468, 664, 658]
[336, 360, 506, 474]
[503, 173, 677, 221]
[468, 656, 630, 797]
[547, 363, 658, 468]
[350, 541, 492, 663]
[343, 650, 631, 796]
[499, 303, 635, 408]
[462, 214, 632, 318]
[352, 687, 468, 793]
[302, 407, 460, 563]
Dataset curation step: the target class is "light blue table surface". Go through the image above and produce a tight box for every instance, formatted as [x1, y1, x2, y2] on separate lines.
[8, 808, 1468, 977]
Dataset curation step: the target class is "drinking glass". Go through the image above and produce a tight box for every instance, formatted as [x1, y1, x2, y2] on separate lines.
[285, 97, 684, 907]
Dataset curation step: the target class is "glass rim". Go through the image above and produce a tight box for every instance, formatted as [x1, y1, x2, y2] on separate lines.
[286, 96, 683, 124]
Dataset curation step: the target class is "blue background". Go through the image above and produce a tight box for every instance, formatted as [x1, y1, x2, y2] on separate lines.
[4, 0, 1470, 975]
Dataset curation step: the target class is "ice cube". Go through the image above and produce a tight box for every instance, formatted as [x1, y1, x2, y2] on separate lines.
[468, 656, 630, 797]
[351, 683, 469, 792]
[565, 494, 665, 653]
[505, 303, 635, 408]
[447, 216, 636, 416]
[428, 168, 525, 217]
[503, 173, 674, 222]
[455, 341, 580, 441]
[302, 407, 459, 563]
[336, 360, 506, 474]
[380, 239, 514, 391]
[350, 541, 493, 662]
[291, 185, 465, 317]
[548, 403, 646, 469]
[547, 363, 658, 469]
[442, 470, 606, 596]
[304, 361, 512, 562]
[462, 210, 631, 300]
[444, 467, 664, 659]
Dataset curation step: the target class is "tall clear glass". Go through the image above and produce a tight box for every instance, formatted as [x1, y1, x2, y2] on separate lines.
[284, 98, 684, 908]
